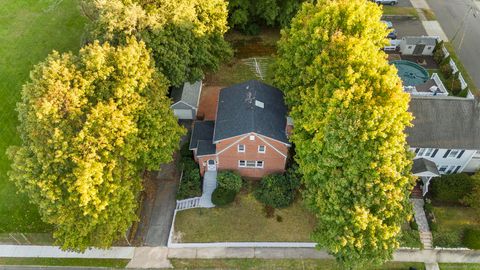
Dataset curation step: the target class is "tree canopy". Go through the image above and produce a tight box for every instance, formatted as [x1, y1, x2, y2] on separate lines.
[273, 0, 414, 267]
[227, 0, 304, 33]
[7, 38, 185, 251]
[84, 0, 232, 87]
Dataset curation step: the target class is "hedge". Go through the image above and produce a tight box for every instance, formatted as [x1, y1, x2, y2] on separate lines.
[254, 169, 300, 208]
[429, 173, 474, 204]
[212, 187, 236, 206]
[464, 229, 480, 249]
[217, 171, 243, 193]
[176, 158, 202, 200]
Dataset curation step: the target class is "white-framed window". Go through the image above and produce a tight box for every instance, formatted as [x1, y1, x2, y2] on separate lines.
[258, 145, 266, 153]
[424, 148, 433, 157]
[417, 148, 426, 156]
[246, 160, 256, 167]
[448, 149, 460, 158]
[238, 160, 264, 168]
[238, 144, 245, 152]
[249, 135, 255, 141]
[446, 166, 455, 174]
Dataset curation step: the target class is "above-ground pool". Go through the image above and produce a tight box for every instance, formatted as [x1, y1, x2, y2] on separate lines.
[391, 60, 430, 87]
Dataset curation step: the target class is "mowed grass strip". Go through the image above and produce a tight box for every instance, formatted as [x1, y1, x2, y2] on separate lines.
[0, 258, 129, 268]
[171, 259, 427, 270]
[0, 0, 87, 232]
[174, 193, 315, 243]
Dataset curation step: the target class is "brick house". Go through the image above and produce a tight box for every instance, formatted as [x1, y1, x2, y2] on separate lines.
[189, 80, 292, 179]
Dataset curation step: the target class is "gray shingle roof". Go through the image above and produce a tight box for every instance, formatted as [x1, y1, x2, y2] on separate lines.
[197, 140, 216, 156]
[404, 36, 437, 46]
[171, 81, 202, 109]
[213, 80, 289, 144]
[412, 158, 440, 175]
[189, 121, 215, 150]
[407, 96, 480, 149]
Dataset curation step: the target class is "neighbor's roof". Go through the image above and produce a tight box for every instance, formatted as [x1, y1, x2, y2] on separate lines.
[407, 96, 480, 149]
[189, 121, 215, 150]
[403, 36, 437, 46]
[171, 81, 202, 109]
[412, 158, 440, 175]
[213, 80, 289, 144]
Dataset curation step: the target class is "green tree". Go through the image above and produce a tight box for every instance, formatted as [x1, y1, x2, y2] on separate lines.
[84, 0, 232, 87]
[273, 0, 414, 267]
[7, 38, 185, 251]
[227, 0, 304, 32]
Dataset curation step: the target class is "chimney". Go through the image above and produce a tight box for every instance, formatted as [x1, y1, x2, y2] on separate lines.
[285, 116, 294, 137]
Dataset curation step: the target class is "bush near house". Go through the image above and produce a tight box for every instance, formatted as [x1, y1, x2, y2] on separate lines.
[440, 62, 453, 79]
[212, 187, 237, 206]
[217, 171, 243, 193]
[463, 229, 480, 249]
[446, 76, 462, 95]
[433, 47, 445, 64]
[255, 167, 300, 208]
[429, 173, 474, 205]
[177, 159, 202, 200]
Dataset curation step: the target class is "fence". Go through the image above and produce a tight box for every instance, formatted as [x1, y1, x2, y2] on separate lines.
[431, 73, 448, 95]
[441, 43, 471, 93]
[458, 73, 468, 90]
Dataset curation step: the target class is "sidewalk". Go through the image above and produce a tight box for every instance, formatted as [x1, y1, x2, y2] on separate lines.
[0, 245, 134, 259]
[409, 0, 448, 41]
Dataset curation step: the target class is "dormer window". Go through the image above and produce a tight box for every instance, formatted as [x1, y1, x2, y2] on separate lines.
[238, 144, 245, 152]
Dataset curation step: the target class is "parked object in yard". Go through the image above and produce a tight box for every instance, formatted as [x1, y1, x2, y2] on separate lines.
[382, 20, 393, 29]
[372, 0, 398, 5]
[388, 29, 398, 39]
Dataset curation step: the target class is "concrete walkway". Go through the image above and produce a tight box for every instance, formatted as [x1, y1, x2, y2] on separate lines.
[199, 171, 217, 207]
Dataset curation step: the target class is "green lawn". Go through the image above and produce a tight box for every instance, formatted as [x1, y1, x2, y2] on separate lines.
[440, 263, 480, 270]
[0, 0, 87, 232]
[171, 259, 426, 270]
[174, 193, 316, 243]
[0, 258, 129, 268]
[383, 6, 419, 18]
[432, 206, 480, 248]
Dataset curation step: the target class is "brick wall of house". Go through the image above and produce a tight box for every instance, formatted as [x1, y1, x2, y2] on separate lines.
[217, 133, 289, 179]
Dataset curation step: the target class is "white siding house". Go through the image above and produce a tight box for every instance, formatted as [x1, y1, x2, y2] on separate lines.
[408, 96, 480, 195]
[399, 36, 437, 56]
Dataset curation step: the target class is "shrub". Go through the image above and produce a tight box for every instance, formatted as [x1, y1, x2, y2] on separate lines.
[463, 229, 480, 249]
[255, 172, 300, 208]
[440, 62, 453, 78]
[176, 160, 202, 200]
[433, 48, 445, 64]
[447, 76, 462, 95]
[180, 140, 192, 158]
[217, 171, 243, 193]
[211, 187, 236, 206]
[410, 220, 419, 231]
[429, 173, 474, 204]
[461, 173, 480, 208]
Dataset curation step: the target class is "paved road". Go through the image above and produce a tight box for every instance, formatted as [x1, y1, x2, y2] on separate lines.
[427, 0, 480, 87]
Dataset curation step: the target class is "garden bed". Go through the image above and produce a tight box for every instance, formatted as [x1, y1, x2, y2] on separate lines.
[173, 193, 316, 243]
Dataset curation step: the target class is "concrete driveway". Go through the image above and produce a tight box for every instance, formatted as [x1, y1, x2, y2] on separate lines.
[427, 0, 480, 87]
[389, 17, 428, 38]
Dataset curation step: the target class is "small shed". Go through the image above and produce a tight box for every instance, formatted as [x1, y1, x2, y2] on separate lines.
[400, 36, 437, 56]
[170, 81, 202, 120]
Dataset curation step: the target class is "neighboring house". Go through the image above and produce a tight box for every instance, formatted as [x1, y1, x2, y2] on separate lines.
[189, 80, 292, 179]
[392, 60, 448, 96]
[408, 96, 480, 194]
[170, 81, 202, 119]
[399, 36, 436, 56]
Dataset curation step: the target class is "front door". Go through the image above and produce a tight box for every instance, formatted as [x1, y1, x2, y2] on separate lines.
[207, 159, 216, 171]
[413, 44, 426, 55]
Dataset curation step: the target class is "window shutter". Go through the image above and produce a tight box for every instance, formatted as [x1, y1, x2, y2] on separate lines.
[443, 150, 451, 158]
[415, 148, 420, 154]
[453, 166, 461, 173]
[431, 149, 438, 158]
[457, 150, 465, 159]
